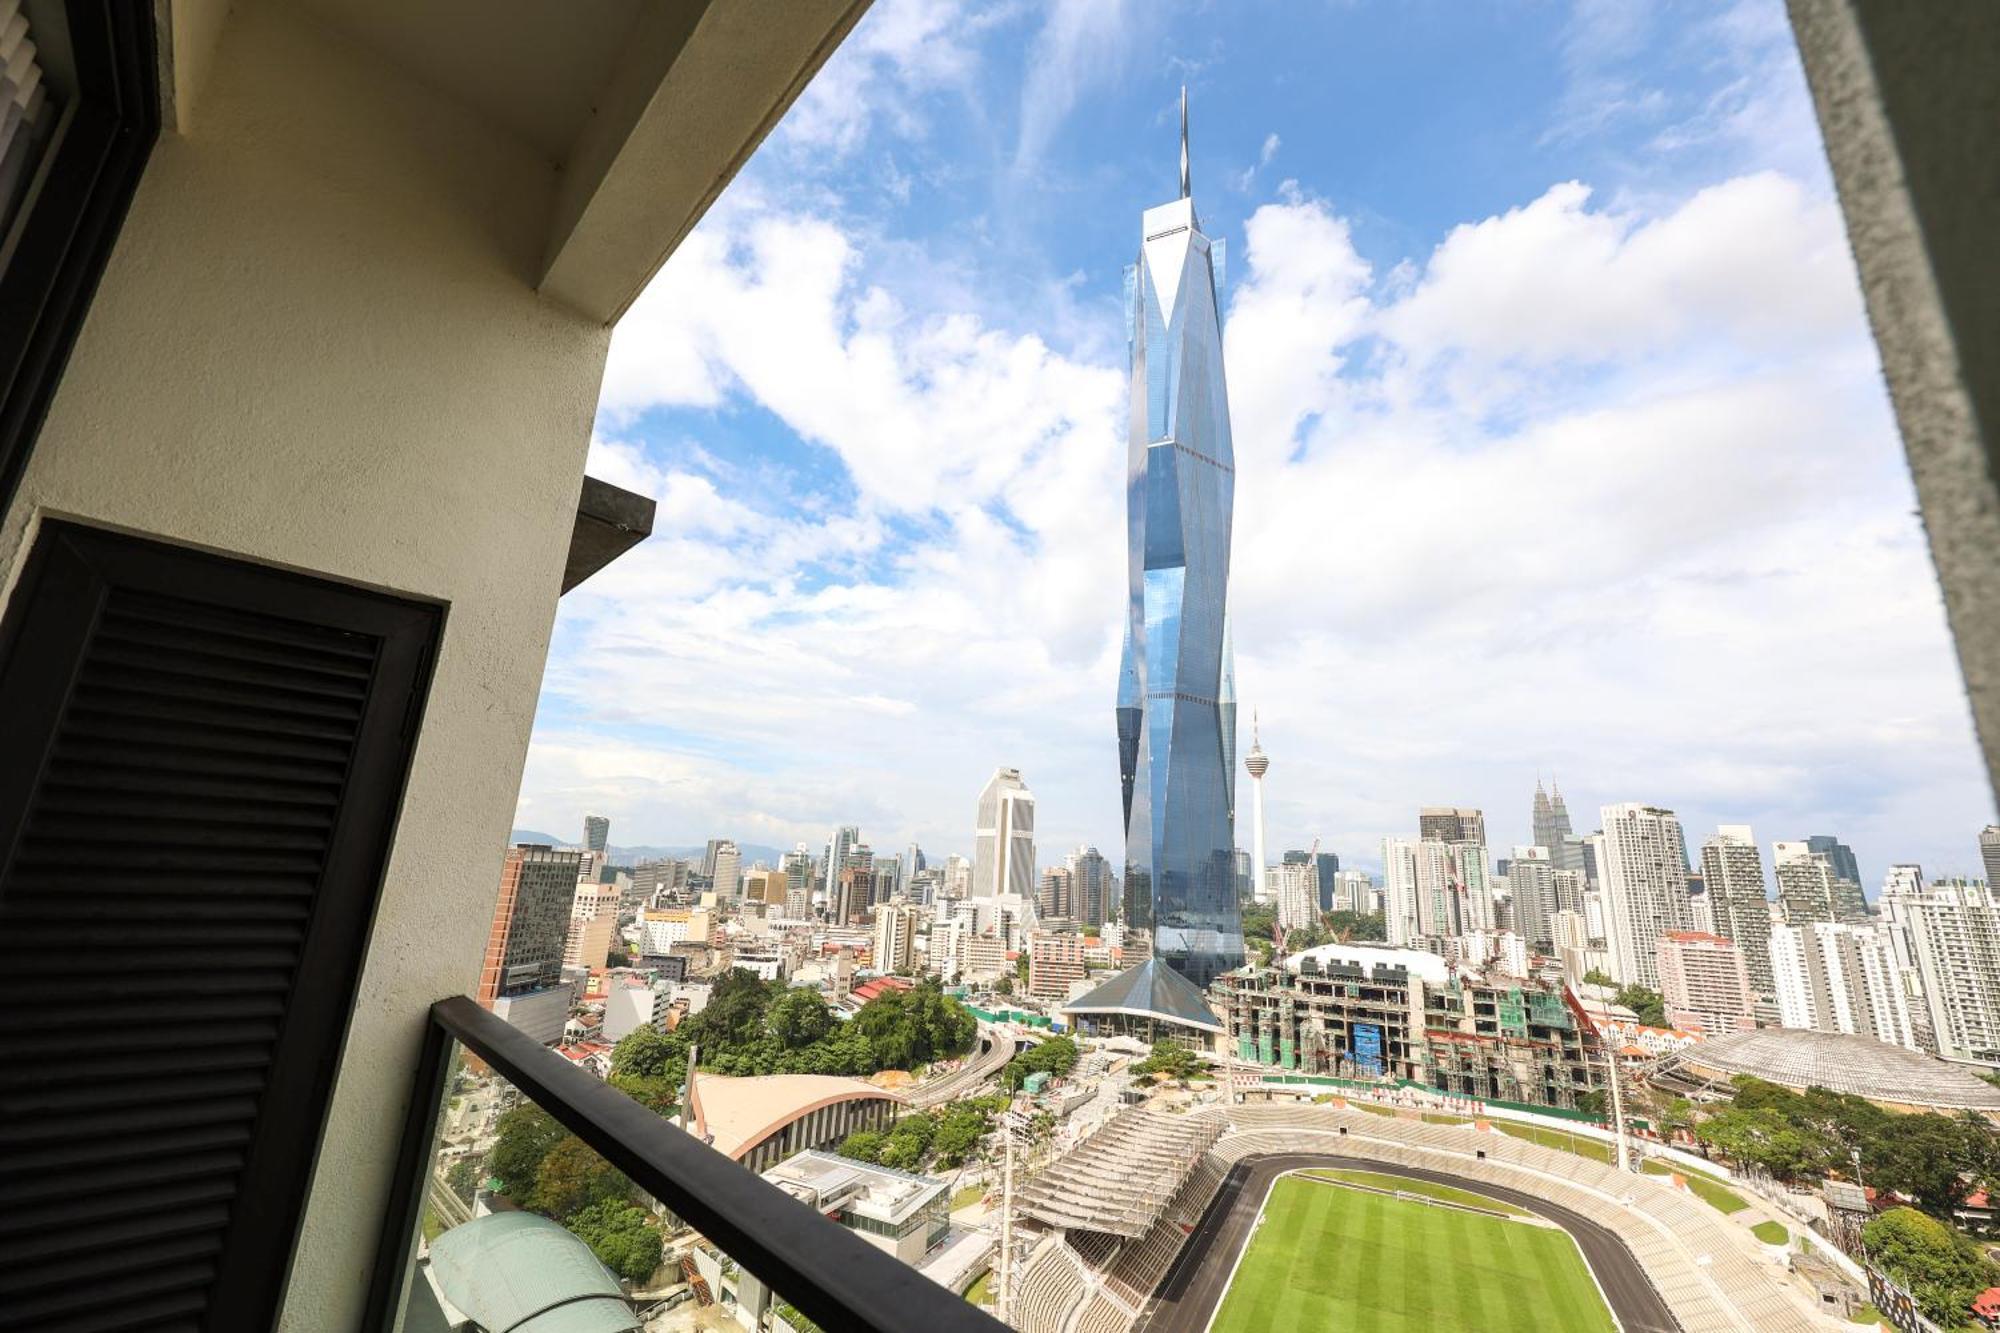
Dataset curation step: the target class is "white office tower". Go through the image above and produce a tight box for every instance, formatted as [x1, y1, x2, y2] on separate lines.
[1881, 878, 2000, 1064]
[1275, 860, 1318, 934]
[1507, 846, 1556, 946]
[1774, 841, 1844, 926]
[1769, 922, 1917, 1049]
[874, 903, 915, 976]
[710, 840, 741, 903]
[1698, 826, 1773, 997]
[1599, 803, 1692, 989]
[972, 767, 1035, 899]
[1245, 720, 1271, 905]
[1382, 837, 1420, 946]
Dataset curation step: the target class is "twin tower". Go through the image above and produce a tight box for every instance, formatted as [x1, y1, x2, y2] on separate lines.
[1116, 92, 1244, 991]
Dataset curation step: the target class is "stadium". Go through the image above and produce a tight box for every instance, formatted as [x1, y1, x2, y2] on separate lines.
[1004, 1100, 1823, 1333]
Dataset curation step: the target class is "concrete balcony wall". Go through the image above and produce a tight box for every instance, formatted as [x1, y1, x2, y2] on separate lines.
[0, 6, 606, 1326]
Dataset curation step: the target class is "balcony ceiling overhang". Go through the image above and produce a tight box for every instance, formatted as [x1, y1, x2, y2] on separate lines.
[168, 0, 870, 323]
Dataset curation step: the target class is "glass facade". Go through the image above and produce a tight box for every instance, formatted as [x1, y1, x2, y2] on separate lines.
[1118, 167, 1243, 988]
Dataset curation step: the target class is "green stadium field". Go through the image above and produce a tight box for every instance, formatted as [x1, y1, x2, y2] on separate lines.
[1209, 1174, 1616, 1333]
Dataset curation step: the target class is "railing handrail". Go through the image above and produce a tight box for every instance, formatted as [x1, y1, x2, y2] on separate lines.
[380, 995, 1009, 1333]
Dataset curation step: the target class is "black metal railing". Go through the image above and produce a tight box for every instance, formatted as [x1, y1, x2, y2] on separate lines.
[369, 995, 1008, 1333]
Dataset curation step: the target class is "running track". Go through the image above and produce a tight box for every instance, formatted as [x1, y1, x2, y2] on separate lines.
[1131, 1153, 1679, 1333]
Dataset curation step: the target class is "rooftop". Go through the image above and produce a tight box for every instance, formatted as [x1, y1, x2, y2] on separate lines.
[1061, 958, 1225, 1034]
[1656, 1028, 2000, 1113]
[688, 1072, 905, 1161]
[1285, 941, 1454, 984]
[761, 1149, 946, 1226]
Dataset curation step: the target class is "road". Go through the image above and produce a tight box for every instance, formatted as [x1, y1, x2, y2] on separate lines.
[907, 1024, 1022, 1109]
[1133, 1153, 1678, 1333]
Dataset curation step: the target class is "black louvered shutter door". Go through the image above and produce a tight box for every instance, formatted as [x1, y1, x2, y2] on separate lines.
[0, 521, 441, 1331]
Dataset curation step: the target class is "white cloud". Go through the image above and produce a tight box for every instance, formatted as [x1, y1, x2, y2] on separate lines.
[1014, 0, 1133, 175]
[778, 0, 991, 157]
[536, 150, 1988, 877]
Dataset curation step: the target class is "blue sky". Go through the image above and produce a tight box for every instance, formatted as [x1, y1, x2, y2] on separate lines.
[517, 0, 1994, 887]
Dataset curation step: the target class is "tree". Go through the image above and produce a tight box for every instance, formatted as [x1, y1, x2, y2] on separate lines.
[566, 1200, 661, 1284]
[489, 1104, 566, 1201]
[1321, 910, 1387, 943]
[613, 1024, 684, 1077]
[932, 1104, 991, 1168]
[1863, 1206, 2000, 1327]
[1694, 1105, 1835, 1181]
[529, 1137, 632, 1219]
[445, 1156, 483, 1205]
[1868, 1114, 1986, 1215]
[837, 1130, 886, 1164]
[1582, 968, 1614, 987]
[1614, 984, 1667, 1027]
[994, 973, 1014, 996]
[767, 987, 836, 1049]
[1133, 1040, 1205, 1082]
[1003, 1036, 1079, 1089]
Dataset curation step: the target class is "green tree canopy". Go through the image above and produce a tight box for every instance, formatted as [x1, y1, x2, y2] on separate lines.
[1582, 968, 1613, 987]
[837, 1130, 886, 1164]
[528, 1136, 632, 1220]
[1864, 1206, 2000, 1327]
[1614, 984, 1667, 1027]
[1132, 1040, 1205, 1082]
[488, 1104, 565, 1201]
[566, 1200, 661, 1284]
[1003, 1035, 1079, 1090]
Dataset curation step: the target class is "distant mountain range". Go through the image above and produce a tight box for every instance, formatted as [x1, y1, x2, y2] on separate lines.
[509, 830, 791, 867]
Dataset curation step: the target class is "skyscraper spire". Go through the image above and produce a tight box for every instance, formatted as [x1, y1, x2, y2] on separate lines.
[1179, 85, 1191, 199]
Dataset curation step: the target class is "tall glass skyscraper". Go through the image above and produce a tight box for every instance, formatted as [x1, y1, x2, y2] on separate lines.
[1117, 93, 1243, 988]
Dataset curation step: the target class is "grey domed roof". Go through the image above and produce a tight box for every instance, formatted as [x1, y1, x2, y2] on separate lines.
[1660, 1028, 2000, 1113]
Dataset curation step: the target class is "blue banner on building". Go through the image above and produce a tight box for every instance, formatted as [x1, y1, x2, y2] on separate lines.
[1352, 1023, 1383, 1076]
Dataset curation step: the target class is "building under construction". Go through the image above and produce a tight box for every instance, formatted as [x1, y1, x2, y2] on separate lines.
[1211, 942, 1602, 1110]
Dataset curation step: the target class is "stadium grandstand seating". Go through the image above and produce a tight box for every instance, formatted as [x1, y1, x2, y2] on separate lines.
[1014, 1109, 1222, 1237]
[997, 1098, 1819, 1333]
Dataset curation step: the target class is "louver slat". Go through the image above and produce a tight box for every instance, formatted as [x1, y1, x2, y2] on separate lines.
[0, 522, 439, 1331]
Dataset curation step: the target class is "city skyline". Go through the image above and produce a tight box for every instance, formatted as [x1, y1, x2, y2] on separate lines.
[515, 0, 1993, 882]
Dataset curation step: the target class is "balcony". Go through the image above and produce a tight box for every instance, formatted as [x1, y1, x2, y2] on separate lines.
[378, 997, 1003, 1333]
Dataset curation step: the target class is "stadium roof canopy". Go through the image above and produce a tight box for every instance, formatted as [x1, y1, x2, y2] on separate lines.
[1015, 1109, 1222, 1238]
[1653, 1028, 2000, 1114]
[1060, 958, 1225, 1035]
[688, 1073, 906, 1161]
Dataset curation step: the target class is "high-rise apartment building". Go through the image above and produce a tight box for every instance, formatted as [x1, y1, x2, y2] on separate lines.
[1656, 931, 1754, 1035]
[1027, 931, 1086, 1000]
[583, 814, 610, 855]
[1881, 877, 2000, 1064]
[563, 879, 621, 972]
[1382, 837, 1420, 946]
[1507, 846, 1557, 947]
[872, 853, 903, 906]
[1698, 825, 1773, 997]
[1069, 846, 1113, 929]
[1419, 807, 1486, 846]
[1806, 834, 1862, 895]
[873, 903, 915, 976]
[1332, 869, 1374, 914]
[1981, 829, 2000, 888]
[1113, 96, 1242, 990]
[1769, 922, 1916, 1048]
[1599, 804, 1692, 989]
[1275, 860, 1319, 934]
[1037, 866, 1073, 920]
[833, 844, 875, 924]
[1773, 842, 1838, 926]
[479, 845, 583, 1006]
[973, 767, 1035, 899]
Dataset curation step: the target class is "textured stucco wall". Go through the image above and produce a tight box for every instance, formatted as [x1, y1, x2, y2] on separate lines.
[0, 5, 609, 1326]
[1788, 0, 2000, 797]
